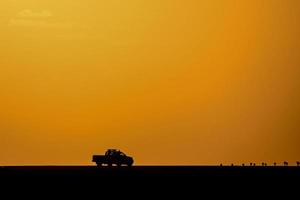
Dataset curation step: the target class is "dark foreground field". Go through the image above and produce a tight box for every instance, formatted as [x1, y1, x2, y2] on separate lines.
[1, 166, 299, 196]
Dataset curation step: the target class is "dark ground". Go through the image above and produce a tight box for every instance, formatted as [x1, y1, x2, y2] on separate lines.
[0, 166, 299, 197]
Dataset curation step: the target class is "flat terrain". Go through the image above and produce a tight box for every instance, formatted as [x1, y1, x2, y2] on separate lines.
[1, 166, 299, 195]
[1, 165, 299, 182]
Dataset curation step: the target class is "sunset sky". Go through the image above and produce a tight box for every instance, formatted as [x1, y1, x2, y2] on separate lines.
[0, 0, 299, 165]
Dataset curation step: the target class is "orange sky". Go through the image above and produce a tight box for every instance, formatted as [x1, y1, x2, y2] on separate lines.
[0, 0, 299, 165]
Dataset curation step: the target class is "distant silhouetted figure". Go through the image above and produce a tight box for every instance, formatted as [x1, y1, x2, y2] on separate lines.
[297, 161, 300, 167]
[262, 162, 268, 166]
[231, 164, 234, 167]
[284, 161, 288, 166]
[242, 164, 245, 167]
[220, 164, 223, 167]
[253, 163, 256, 166]
[274, 162, 277, 166]
[250, 163, 253, 166]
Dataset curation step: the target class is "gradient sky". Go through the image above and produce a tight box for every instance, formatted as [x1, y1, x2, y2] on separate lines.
[0, 0, 299, 165]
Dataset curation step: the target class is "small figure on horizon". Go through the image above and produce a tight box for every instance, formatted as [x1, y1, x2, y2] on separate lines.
[262, 163, 268, 166]
[250, 163, 253, 166]
[220, 164, 223, 167]
[253, 163, 256, 166]
[283, 161, 288, 166]
[242, 164, 245, 167]
[274, 162, 277, 166]
[231, 164, 234, 166]
[297, 161, 300, 167]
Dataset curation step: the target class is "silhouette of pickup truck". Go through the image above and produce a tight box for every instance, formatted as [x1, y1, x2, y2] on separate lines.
[92, 149, 134, 167]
